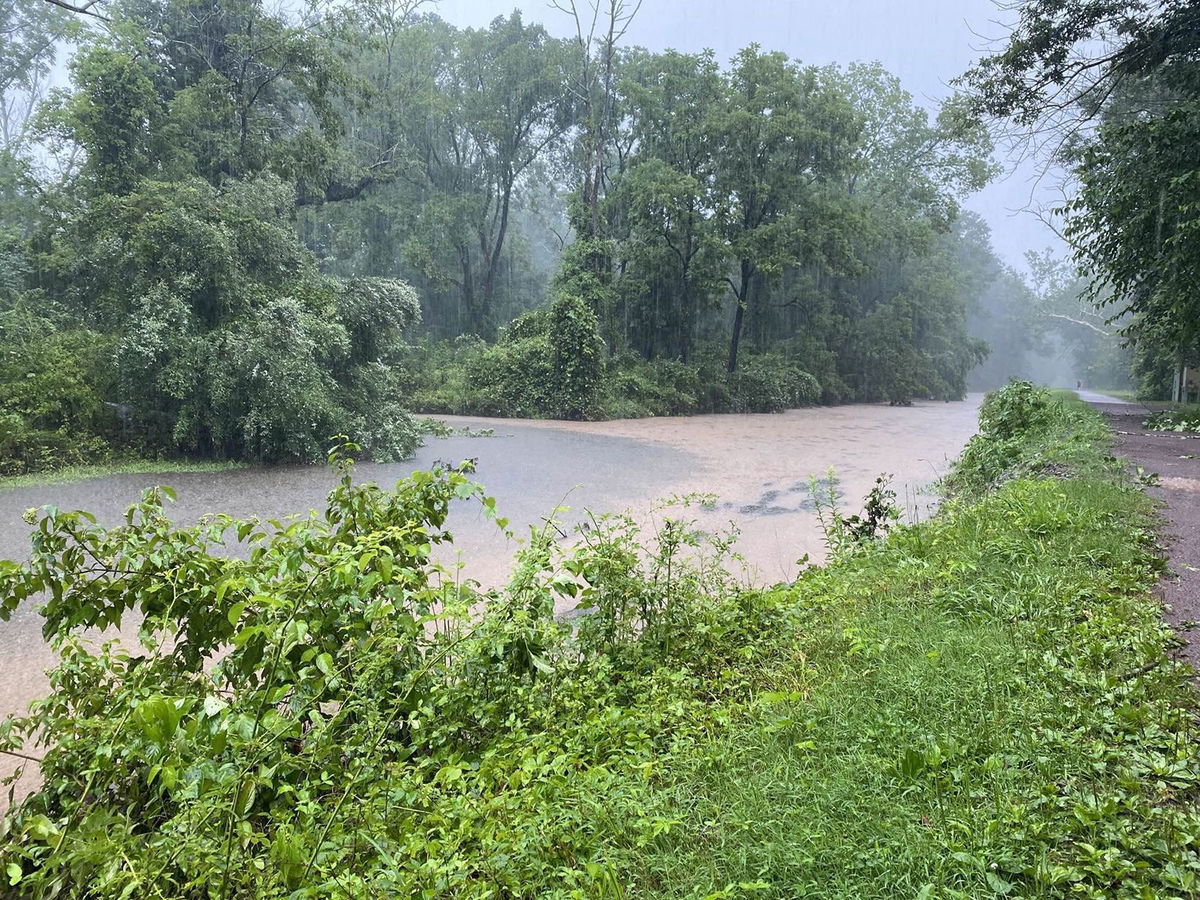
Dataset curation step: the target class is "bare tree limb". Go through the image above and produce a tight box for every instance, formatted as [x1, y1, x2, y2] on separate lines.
[1044, 313, 1114, 337]
[41, 0, 109, 22]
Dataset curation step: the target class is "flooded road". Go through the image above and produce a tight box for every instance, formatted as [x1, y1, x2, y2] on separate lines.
[0, 396, 981, 792]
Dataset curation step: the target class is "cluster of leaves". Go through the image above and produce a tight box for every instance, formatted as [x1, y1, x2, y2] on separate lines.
[0, 300, 117, 476]
[407, 292, 604, 420]
[1144, 407, 1200, 434]
[809, 470, 902, 557]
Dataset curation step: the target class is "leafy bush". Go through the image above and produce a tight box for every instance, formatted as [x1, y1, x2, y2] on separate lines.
[547, 292, 605, 419]
[602, 355, 707, 418]
[946, 381, 1107, 498]
[29, 174, 425, 467]
[413, 294, 607, 420]
[729, 355, 821, 413]
[0, 413, 112, 477]
[1144, 407, 1200, 433]
[0, 309, 118, 475]
[465, 333, 556, 416]
[976, 379, 1057, 439]
[408, 335, 823, 421]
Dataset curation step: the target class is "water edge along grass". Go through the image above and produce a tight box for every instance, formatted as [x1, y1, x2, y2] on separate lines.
[0, 459, 247, 492]
[1, 385, 1197, 897]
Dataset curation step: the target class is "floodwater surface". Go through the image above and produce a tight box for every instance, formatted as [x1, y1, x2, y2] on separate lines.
[0, 397, 982, 792]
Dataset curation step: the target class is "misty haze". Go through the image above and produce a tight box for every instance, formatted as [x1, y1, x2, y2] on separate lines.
[1, 0, 1198, 895]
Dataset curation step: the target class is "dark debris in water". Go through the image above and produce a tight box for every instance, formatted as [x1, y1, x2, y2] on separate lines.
[733, 481, 817, 516]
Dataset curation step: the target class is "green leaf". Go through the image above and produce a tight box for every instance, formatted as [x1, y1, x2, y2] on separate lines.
[203, 695, 229, 718]
[227, 600, 248, 627]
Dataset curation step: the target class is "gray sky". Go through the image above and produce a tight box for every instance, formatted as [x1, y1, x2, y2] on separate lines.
[436, 0, 1068, 272]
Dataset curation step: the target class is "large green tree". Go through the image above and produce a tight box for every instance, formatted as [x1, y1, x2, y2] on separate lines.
[966, 0, 1200, 394]
[711, 47, 858, 373]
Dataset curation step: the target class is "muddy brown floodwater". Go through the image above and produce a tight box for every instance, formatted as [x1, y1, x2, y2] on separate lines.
[0, 397, 982, 794]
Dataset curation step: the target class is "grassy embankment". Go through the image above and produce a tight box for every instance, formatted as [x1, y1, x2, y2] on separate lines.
[0, 459, 246, 491]
[2, 384, 1198, 897]
[620, 387, 1200, 897]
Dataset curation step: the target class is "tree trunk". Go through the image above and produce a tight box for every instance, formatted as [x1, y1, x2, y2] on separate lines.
[726, 261, 752, 373]
[460, 248, 480, 336]
[479, 183, 513, 341]
[727, 301, 745, 374]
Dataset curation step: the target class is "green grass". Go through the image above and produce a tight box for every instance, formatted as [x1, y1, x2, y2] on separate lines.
[0, 458, 245, 490]
[4, 387, 1198, 898]
[604, 392, 1200, 897]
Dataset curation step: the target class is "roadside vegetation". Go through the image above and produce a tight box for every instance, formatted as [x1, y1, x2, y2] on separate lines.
[1, 382, 1196, 898]
[1145, 408, 1200, 435]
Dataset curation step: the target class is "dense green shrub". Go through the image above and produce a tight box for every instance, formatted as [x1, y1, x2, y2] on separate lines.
[776, 335, 852, 404]
[602, 355, 707, 418]
[21, 174, 424, 467]
[0, 414, 111, 477]
[413, 294, 607, 419]
[0, 306, 118, 475]
[976, 378, 1057, 439]
[547, 292, 605, 419]
[466, 333, 556, 416]
[408, 334, 823, 421]
[729, 355, 822, 412]
[945, 380, 1107, 498]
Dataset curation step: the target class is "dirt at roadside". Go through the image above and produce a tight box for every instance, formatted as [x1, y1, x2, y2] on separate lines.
[1090, 400, 1200, 671]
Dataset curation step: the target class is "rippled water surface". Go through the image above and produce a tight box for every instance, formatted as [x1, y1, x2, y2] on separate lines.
[0, 397, 982, 790]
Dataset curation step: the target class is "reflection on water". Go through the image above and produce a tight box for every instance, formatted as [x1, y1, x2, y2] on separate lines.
[0, 396, 981, 790]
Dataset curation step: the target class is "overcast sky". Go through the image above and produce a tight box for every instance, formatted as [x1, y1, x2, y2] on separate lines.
[435, 0, 1068, 272]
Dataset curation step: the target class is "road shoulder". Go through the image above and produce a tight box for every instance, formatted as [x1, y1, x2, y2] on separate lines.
[1090, 398, 1200, 669]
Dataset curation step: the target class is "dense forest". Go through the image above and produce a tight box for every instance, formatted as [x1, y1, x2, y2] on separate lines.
[0, 0, 1067, 473]
[0, 0, 1176, 476]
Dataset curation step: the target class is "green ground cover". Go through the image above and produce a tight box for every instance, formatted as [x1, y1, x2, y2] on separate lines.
[1, 384, 1196, 898]
[1144, 406, 1200, 434]
[0, 460, 246, 492]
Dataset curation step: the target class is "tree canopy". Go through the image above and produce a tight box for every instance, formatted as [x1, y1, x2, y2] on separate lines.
[966, 0, 1200, 394]
[0, 0, 1027, 473]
